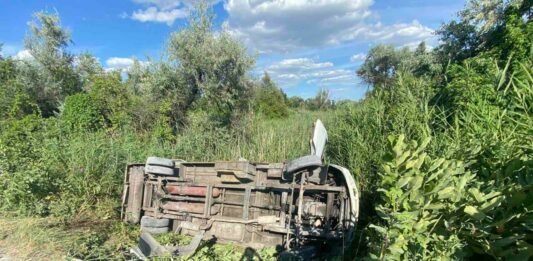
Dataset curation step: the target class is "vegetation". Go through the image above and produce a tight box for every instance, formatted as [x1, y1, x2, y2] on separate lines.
[0, 0, 531, 260]
[330, 0, 532, 259]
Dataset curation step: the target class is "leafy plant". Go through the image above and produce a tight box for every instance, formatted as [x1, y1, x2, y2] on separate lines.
[368, 135, 471, 260]
[61, 93, 104, 132]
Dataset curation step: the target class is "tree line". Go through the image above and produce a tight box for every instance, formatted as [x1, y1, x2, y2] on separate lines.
[0, 6, 336, 139]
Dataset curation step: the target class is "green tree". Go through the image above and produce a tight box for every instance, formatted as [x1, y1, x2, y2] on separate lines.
[167, 4, 255, 126]
[255, 72, 289, 119]
[357, 44, 413, 88]
[0, 55, 40, 118]
[288, 96, 305, 109]
[18, 12, 81, 116]
[75, 53, 103, 89]
[87, 72, 132, 129]
[436, 0, 532, 65]
[306, 89, 334, 110]
[61, 93, 104, 132]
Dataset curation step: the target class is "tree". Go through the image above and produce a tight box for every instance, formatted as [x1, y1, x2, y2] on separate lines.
[75, 53, 103, 89]
[307, 89, 334, 110]
[412, 42, 442, 78]
[436, 0, 532, 65]
[357, 43, 440, 89]
[357, 44, 412, 88]
[288, 96, 305, 109]
[255, 72, 289, 119]
[61, 93, 104, 132]
[87, 72, 132, 128]
[19, 12, 81, 116]
[167, 4, 255, 126]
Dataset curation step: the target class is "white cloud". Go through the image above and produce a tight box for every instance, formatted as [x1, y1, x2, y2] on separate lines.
[334, 20, 435, 47]
[350, 53, 366, 62]
[131, 6, 188, 25]
[105, 57, 149, 72]
[133, 0, 183, 10]
[133, 0, 220, 10]
[14, 49, 33, 60]
[268, 58, 333, 71]
[128, 0, 221, 25]
[265, 57, 355, 87]
[224, 0, 436, 53]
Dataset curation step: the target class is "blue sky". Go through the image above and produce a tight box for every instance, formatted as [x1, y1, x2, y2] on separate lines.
[0, 0, 466, 100]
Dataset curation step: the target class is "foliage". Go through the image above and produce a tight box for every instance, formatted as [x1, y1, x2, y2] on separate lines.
[87, 72, 133, 129]
[367, 58, 533, 258]
[306, 89, 335, 110]
[288, 96, 305, 108]
[0, 1, 532, 260]
[21, 12, 81, 116]
[167, 4, 255, 126]
[330, 71, 435, 192]
[0, 57, 41, 118]
[75, 52, 103, 88]
[0, 115, 59, 215]
[61, 93, 104, 132]
[368, 135, 469, 260]
[358, 43, 441, 89]
[331, 1, 532, 259]
[436, 0, 532, 65]
[357, 44, 413, 87]
[255, 72, 289, 119]
[437, 57, 533, 259]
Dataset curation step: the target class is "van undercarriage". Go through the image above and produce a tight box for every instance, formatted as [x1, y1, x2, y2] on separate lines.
[121, 120, 359, 259]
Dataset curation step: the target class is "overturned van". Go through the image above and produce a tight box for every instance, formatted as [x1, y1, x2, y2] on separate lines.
[121, 120, 359, 259]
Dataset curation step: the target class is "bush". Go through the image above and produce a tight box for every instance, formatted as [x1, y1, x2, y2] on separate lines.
[61, 93, 104, 132]
[256, 86, 289, 119]
[87, 72, 133, 129]
[0, 115, 60, 215]
[368, 135, 470, 259]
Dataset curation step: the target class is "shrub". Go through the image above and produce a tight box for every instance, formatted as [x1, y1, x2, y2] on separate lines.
[256, 73, 289, 119]
[368, 135, 471, 259]
[87, 72, 132, 129]
[61, 93, 104, 132]
[0, 115, 60, 215]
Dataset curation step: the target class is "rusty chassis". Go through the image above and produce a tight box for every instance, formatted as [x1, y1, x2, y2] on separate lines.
[121, 120, 359, 259]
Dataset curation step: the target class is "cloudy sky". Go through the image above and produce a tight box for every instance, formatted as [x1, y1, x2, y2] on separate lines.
[0, 0, 465, 100]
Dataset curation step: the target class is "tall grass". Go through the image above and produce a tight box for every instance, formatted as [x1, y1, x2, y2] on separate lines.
[330, 57, 533, 259]
[0, 109, 333, 219]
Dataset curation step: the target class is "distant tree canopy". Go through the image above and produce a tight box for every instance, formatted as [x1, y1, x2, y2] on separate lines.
[255, 72, 289, 119]
[357, 42, 440, 90]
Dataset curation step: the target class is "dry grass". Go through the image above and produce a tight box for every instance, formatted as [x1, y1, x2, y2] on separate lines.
[0, 217, 138, 260]
[0, 217, 68, 260]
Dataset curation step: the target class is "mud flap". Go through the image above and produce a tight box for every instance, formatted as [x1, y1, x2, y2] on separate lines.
[130, 230, 205, 259]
